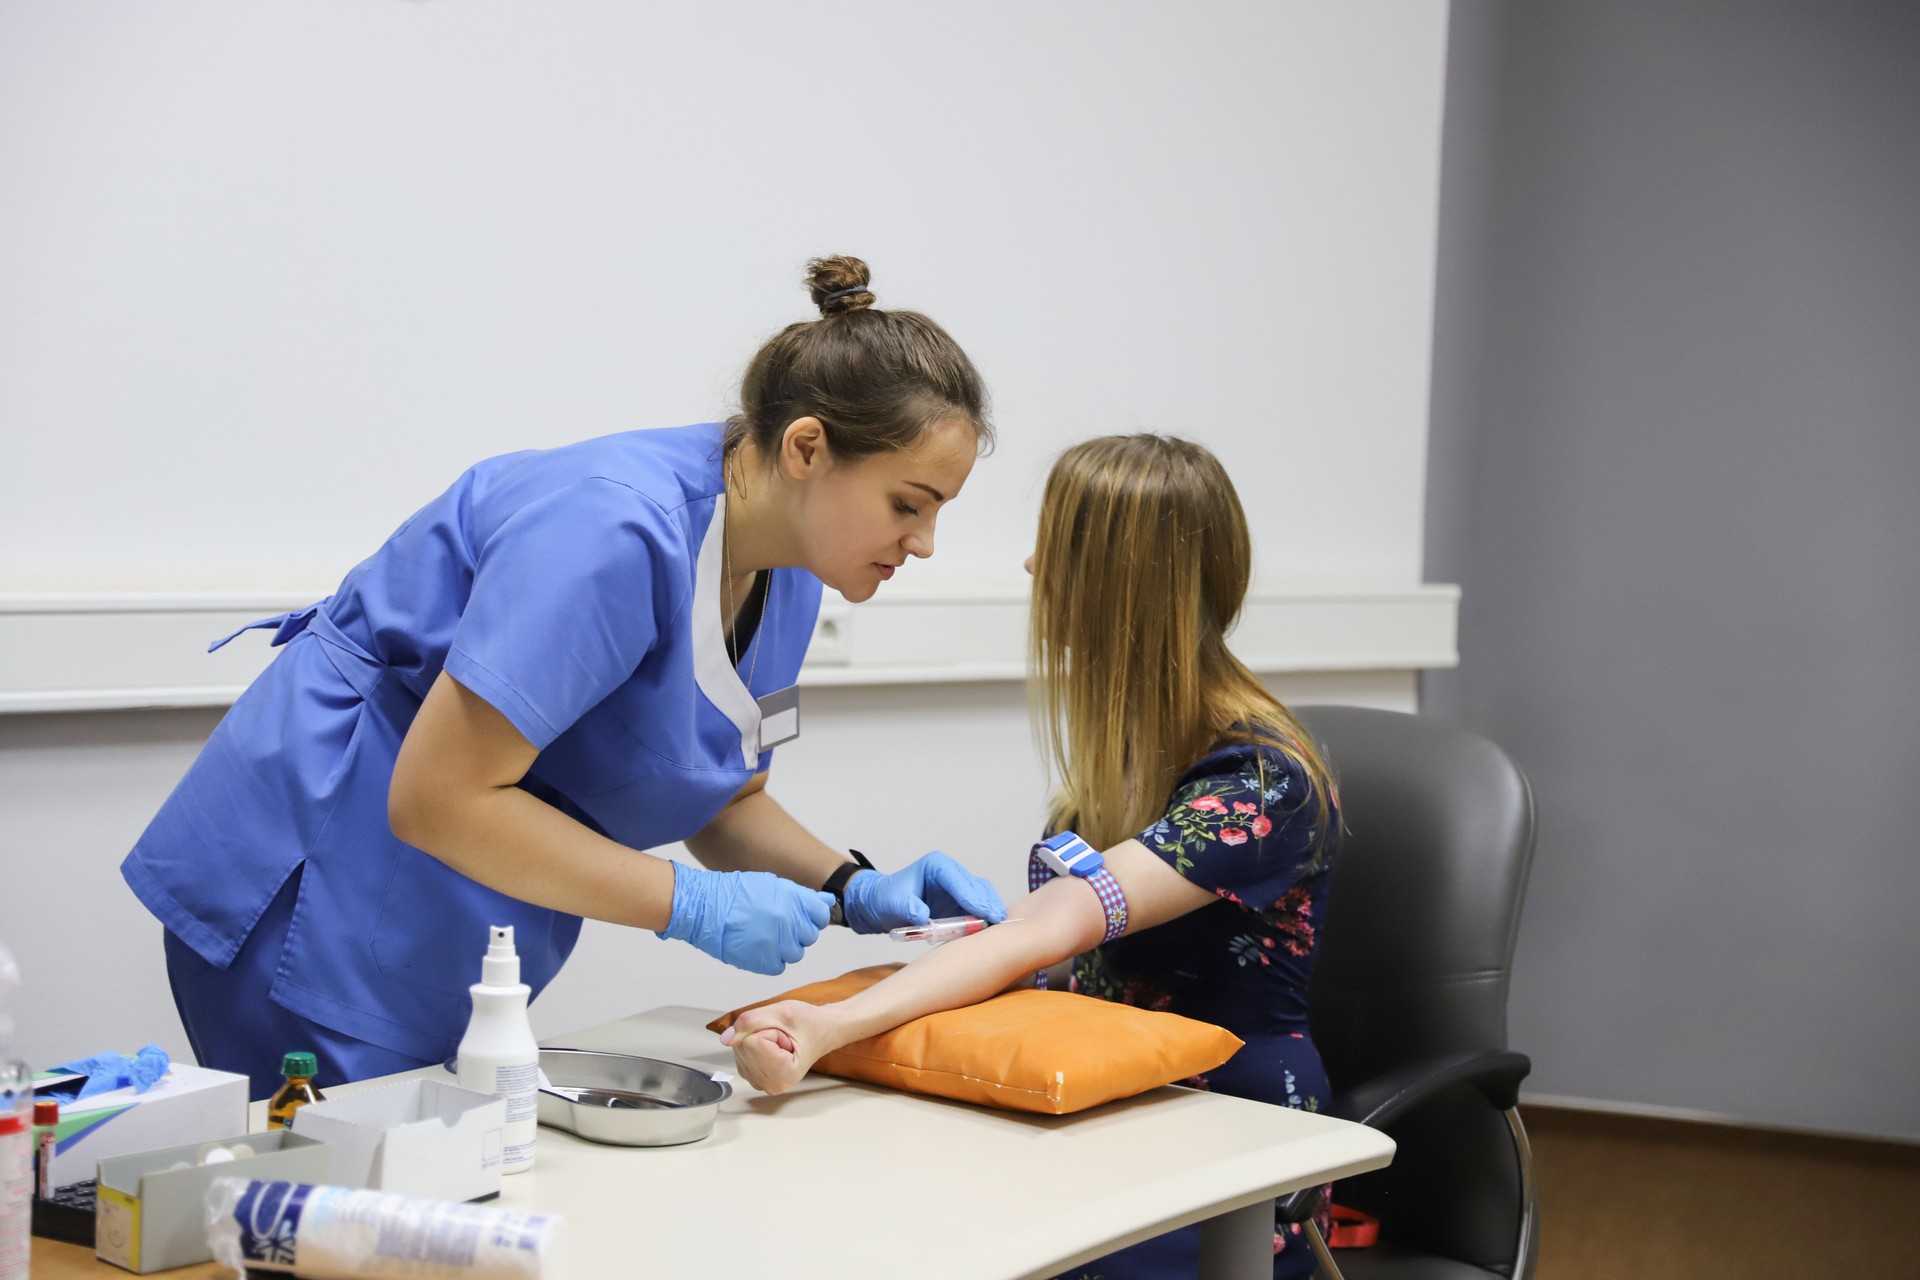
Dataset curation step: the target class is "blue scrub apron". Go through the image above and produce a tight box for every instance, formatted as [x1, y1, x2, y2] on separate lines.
[124, 423, 822, 1081]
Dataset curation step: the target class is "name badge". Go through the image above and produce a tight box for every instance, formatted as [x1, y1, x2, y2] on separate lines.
[756, 685, 800, 751]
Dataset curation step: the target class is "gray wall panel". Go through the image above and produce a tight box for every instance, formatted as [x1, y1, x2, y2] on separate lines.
[1425, 0, 1920, 1139]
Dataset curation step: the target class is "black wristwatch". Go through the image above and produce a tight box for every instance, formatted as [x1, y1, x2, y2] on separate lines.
[822, 849, 876, 927]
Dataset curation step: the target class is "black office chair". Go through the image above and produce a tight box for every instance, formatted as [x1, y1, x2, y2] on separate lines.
[1282, 705, 1539, 1280]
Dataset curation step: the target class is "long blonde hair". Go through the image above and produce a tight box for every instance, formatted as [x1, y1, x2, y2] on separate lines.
[1031, 434, 1335, 850]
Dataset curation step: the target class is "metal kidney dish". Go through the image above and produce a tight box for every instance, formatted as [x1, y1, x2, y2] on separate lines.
[443, 1047, 732, 1147]
[532, 1048, 732, 1147]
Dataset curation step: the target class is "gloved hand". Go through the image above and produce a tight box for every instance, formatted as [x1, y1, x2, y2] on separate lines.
[840, 851, 1008, 935]
[657, 863, 834, 976]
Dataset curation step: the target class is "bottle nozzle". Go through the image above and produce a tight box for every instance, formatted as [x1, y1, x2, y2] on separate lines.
[481, 925, 520, 986]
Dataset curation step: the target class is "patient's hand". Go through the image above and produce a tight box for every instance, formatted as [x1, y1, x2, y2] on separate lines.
[721, 1000, 838, 1096]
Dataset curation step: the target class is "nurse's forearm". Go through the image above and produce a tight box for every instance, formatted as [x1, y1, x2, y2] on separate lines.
[823, 878, 1105, 1046]
[683, 785, 847, 888]
[398, 784, 680, 930]
[390, 673, 679, 930]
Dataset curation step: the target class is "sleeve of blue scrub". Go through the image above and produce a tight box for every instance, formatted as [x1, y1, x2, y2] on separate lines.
[444, 478, 680, 750]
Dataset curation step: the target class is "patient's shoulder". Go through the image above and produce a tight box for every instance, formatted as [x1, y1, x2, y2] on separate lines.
[1176, 732, 1321, 817]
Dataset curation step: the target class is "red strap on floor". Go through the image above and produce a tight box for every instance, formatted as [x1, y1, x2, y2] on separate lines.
[1328, 1203, 1381, 1248]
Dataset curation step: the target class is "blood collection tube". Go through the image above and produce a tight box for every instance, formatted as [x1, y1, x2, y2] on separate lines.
[888, 916, 990, 944]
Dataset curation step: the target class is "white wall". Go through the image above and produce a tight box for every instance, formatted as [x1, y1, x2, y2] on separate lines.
[0, 2, 1451, 1070]
[0, 1, 1447, 593]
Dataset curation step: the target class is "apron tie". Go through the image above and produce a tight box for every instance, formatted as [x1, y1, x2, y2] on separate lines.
[207, 598, 389, 707]
[207, 600, 329, 653]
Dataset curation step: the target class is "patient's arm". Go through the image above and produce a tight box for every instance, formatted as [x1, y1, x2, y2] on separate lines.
[723, 838, 1216, 1095]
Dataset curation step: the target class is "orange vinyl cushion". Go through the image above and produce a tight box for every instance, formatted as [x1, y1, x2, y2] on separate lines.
[708, 964, 1245, 1115]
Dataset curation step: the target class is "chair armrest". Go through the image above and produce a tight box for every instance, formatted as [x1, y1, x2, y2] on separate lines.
[1331, 1049, 1532, 1128]
[1275, 1049, 1532, 1224]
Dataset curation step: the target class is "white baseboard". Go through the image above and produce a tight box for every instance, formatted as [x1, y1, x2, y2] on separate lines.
[1519, 1092, 1920, 1147]
[0, 583, 1458, 713]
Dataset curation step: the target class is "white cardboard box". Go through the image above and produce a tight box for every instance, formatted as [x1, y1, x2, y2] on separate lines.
[34, 1062, 249, 1188]
[94, 1130, 332, 1273]
[290, 1078, 506, 1202]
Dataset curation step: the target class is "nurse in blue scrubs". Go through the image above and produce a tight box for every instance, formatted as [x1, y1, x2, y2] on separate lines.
[124, 257, 1007, 1097]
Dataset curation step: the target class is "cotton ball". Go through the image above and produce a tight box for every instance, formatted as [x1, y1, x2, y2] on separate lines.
[201, 1147, 236, 1165]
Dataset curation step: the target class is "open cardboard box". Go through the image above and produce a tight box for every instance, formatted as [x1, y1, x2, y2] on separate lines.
[94, 1130, 331, 1273]
[290, 1078, 506, 1202]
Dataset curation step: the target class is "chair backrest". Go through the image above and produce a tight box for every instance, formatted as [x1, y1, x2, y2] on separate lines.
[1296, 705, 1536, 1270]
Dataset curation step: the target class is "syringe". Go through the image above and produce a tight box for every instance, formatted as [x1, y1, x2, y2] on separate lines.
[888, 916, 990, 944]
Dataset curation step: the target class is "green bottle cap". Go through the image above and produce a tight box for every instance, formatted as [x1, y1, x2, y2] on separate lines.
[281, 1052, 318, 1079]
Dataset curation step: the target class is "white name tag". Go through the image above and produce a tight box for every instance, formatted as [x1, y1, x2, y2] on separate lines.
[756, 685, 800, 751]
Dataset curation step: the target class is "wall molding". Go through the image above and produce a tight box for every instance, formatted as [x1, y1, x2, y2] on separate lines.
[0, 584, 1458, 713]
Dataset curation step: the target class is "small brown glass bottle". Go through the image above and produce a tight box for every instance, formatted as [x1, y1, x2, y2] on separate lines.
[266, 1052, 324, 1129]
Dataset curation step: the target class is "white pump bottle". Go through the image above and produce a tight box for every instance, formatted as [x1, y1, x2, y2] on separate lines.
[456, 926, 540, 1175]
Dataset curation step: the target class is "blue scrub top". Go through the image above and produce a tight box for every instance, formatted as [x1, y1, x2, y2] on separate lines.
[123, 423, 823, 1060]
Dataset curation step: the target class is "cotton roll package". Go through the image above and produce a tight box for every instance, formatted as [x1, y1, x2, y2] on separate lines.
[206, 1178, 567, 1280]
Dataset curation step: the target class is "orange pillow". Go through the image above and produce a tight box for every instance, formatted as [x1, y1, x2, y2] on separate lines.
[708, 964, 1244, 1115]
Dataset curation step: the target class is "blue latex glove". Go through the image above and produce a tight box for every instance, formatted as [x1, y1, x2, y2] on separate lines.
[51, 1045, 171, 1100]
[658, 863, 834, 976]
[841, 851, 1009, 935]
[127, 1044, 170, 1092]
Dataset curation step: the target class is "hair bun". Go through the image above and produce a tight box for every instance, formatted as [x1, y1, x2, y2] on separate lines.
[806, 255, 876, 316]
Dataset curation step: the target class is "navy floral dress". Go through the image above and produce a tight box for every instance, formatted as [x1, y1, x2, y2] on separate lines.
[1060, 739, 1338, 1280]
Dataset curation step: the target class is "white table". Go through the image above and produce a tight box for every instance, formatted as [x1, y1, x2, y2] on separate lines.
[298, 1006, 1395, 1280]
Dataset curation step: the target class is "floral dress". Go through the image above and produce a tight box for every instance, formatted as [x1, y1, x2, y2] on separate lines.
[1059, 739, 1338, 1280]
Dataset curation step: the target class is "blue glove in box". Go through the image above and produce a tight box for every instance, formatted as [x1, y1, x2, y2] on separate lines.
[34, 1061, 248, 1190]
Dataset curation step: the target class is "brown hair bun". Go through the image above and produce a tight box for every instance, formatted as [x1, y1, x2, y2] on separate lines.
[807, 255, 876, 316]
[728, 255, 991, 463]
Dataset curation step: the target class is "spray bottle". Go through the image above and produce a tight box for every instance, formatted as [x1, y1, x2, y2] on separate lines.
[456, 927, 539, 1175]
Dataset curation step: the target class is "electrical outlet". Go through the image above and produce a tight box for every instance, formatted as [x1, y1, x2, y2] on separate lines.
[806, 604, 853, 666]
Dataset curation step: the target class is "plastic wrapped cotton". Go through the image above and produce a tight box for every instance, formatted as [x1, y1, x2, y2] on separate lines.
[206, 1178, 567, 1280]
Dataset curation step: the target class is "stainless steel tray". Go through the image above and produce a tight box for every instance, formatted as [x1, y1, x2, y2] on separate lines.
[533, 1048, 732, 1147]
